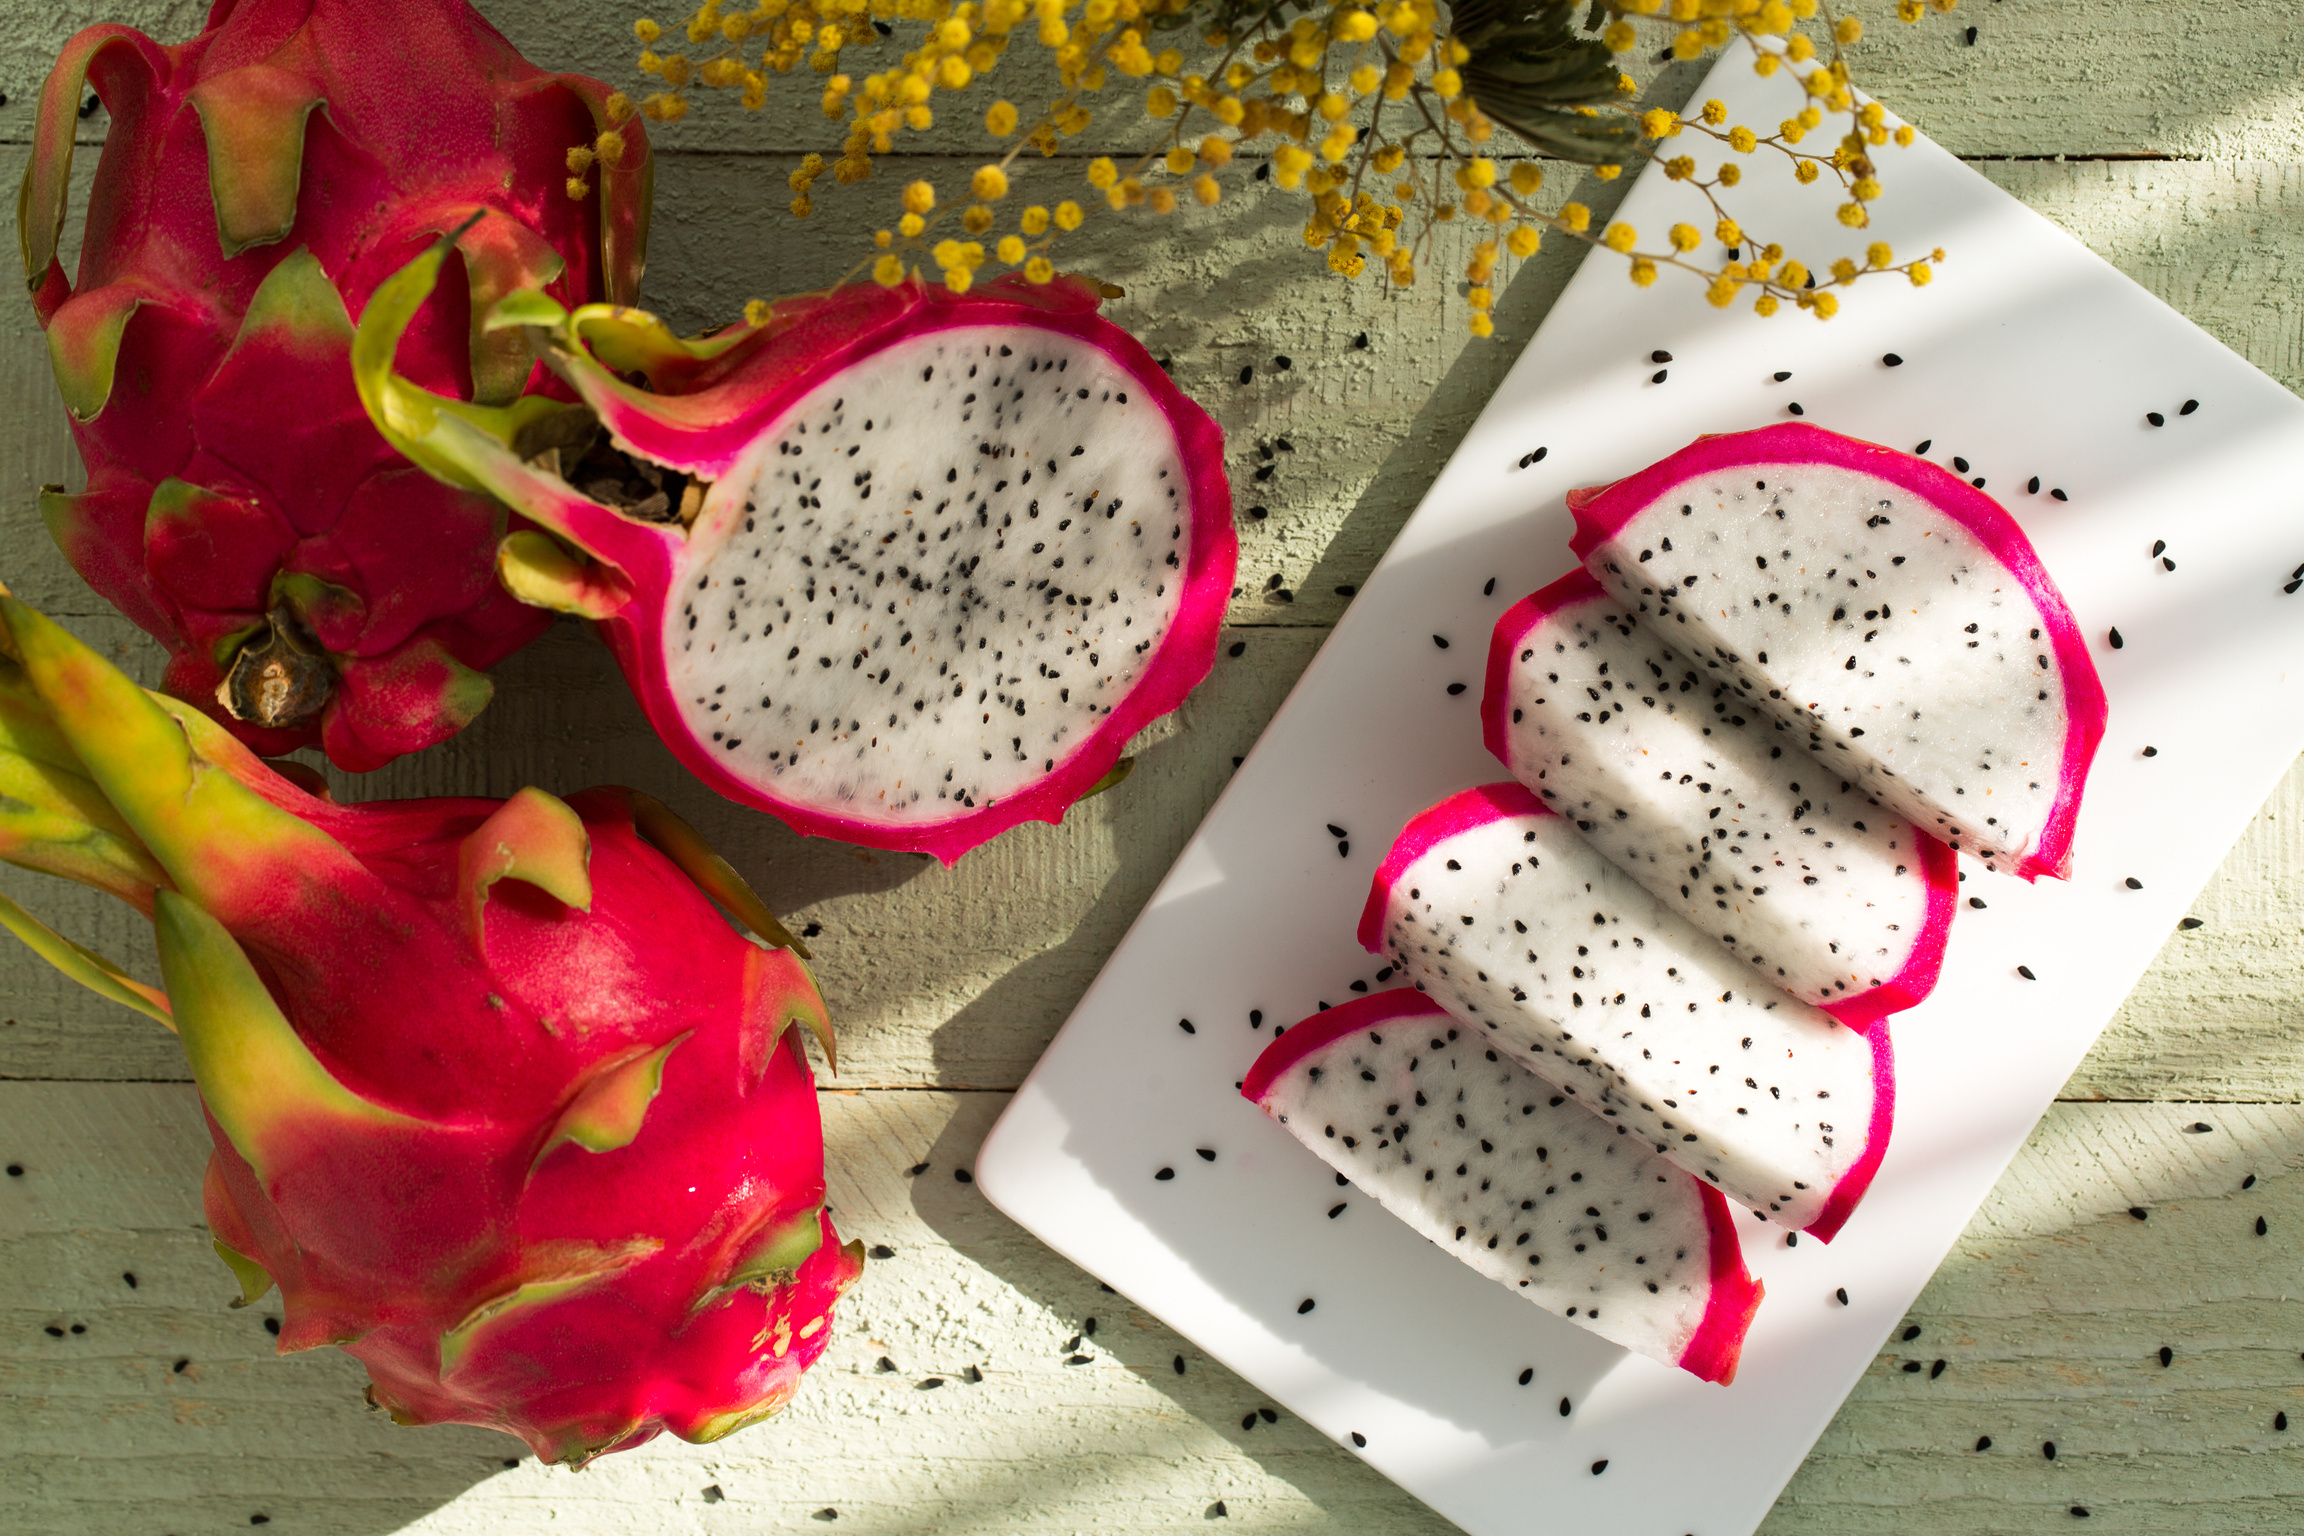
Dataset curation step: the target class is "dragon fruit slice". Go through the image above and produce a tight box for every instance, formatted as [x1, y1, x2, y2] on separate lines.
[0, 589, 857, 1467]
[1243, 991, 1762, 1382]
[1569, 423, 2108, 881]
[1483, 569, 1958, 1026]
[18, 0, 650, 770]
[354, 237, 1233, 862]
[1361, 783, 1892, 1239]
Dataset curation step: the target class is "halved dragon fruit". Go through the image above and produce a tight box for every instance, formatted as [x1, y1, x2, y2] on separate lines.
[1570, 423, 2108, 881]
[1243, 990, 1762, 1382]
[1361, 783, 1892, 1239]
[356, 236, 1233, 862]
[1482, 569, 1957, 1026]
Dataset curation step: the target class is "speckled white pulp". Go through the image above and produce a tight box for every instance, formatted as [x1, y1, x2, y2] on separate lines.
[1373, 808, 1878, 1231]
[1584, 460, 2077, 873]
[667, 324, 1193, 829]
[1259, 1008, 1723, 1369]
[1497, 588, 1939, 1012]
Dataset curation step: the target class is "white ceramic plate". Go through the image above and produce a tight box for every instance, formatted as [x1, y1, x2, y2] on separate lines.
[978, 43, 2304, 1536]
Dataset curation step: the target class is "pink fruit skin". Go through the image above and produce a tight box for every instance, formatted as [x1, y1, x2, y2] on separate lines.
[1479, 567, 1959, 1030]
[1563, 423, 2109, 882]
[23, 0, 649, 769]
[472, 275, 1234, 864]
[192, 782, 859, 1463]
[1241, 989, 1763, 1385]
[1356, 782, 1894, 1246]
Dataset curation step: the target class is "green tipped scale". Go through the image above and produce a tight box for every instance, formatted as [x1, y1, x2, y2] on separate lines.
[0, 586, 861, 1466]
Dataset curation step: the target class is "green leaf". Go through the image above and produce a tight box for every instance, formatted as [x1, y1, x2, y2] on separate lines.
[0, 888, 172, 1029]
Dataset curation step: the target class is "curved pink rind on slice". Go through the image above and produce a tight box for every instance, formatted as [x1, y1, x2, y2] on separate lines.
[1478, 568, 1607, 768]
[1566, 423, 2107, 883]
[1679, 1183, 1764, 1385]
[1819, 833, 1956, 1031]
[1239, 990, 1449, 1105]
[1356, 781, 1549, 953]
[1805, 1019, 1896, 1244]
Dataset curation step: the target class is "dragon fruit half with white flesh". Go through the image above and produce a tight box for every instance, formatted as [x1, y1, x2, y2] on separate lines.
[355, 235, 1234, 862]
[1570, 423, 2108, 881]
[0, 588, 858, 1467]
[1483, 569, 1958, 1026]
[1243, 990, 1763, 1382]
[1361, 783, 1892, 1239]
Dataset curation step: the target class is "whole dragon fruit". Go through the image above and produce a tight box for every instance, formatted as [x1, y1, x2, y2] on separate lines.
[1570, 424, 2108, 881]
[1362, 782, 1892, 1240]
[18, 0, 651, 770]
[1483, 568, 1958, 1025]
[1244, 990, 1762, 1382]
[0, 589, 856, 1467]
[355, 235, 1234, 862]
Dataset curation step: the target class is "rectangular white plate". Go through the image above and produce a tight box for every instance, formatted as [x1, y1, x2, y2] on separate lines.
[978, 43, 2304, 1536]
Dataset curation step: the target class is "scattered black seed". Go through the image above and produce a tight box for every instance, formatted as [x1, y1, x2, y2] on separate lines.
[1228, 641, 1246, 657]
[1327, 822, 1347, 837]
[2243, 1174, 2257, 1189]
[1952, 456, 1970, 473]
[2144, 745, 2160, 757]
[2163, 557, 2176, 571]
[2043, 1441, 2057, 1460]
[172, 1358, 189, 1374]
[1196, 1148, 1216, 1162]
[2159, 1346, 2174, 1366]
[43, 1326, 61, 1338]
[1179, 1017, 1197, 1034]
[908, 1161, 930, 1176]
[1259, 1407, 1278, 1423]
[1174, 1354, 1187, 1374]
[1932, 1360, 1948, 1379]
[1251, 1009, 1264, 1027]
[1651, 350, 1673, 364]
[1518, 1367, 1534, 1385]
[2181, 398, 2199, 415]
[1241, 1412, 1257, 1430]
[1560, 1397, 1572, 1416]
[2153, 540, 2167, 557]
[965, 1364, 983, 1382]
[2125, 877, 2143, 889]
[2028, 476, 2042, 493]
[1590, 1460, 1608, 1476]
[921, 1377, 944, 1389]
[2189, 1122, 2213, 1133]
[1273, 356, 1292, 371]
[1238, 366, 1253, 384]
[1915, 439, 1932, 454]
[2147, 411, 2165, 427]
[1065, 1354, 1092, 1365]
[1297, 1298, 1316, 1314]
[1837, 1287, 1850, 1306]
[1354, 332, 1370, 349]
[870, 1244, 896, 1259]
[2051, 487, 2068, 500]
[2258, 1216, 2270, 1236]
[1903, 1361, 1922, 1374]
[1446, 683, 1467, 696]
[1652, 369, 1668, 384]
[2108, 627, 2123, 649]
[503, 1458, 520, 1468]
[1976, 1436, 1993, 1451]
[1969, 897, 1987, 910]
[1483, 577, 1497, 596]
[6, 1164, 22, 1177]
[802, 921, 824, 938]
[954, 1168, 973, 1183]
[1328, 1202, 1346, 1218]
[1350, 1431, 1367, 1448]
[1963, 24, 1977, 42]
[122, 1272, 137, 1289]
[1786, 1232, 1799, 1247]
[1883, 353, 1903, 366]
[2071, 1508, 2090, 1519]
[878, 1356, 898, 1372]
[2018, 965, 2037, 980]
[2130, 1207, 2149, 1222]
[815, 1509, 839, 1521]
[1156, 1167, 1175, 1180]
[1337, 841, 1350, 857]
[1788, 402, 1805, 416]
[702, 1485, 725, 1502]
[2278, 1411, 2290, 1431]
[1903, 1325, 1922, 1341]
[1433, 634, 1450, 649]
[264, 1318, 280, 1336]
[1517, 446, 1551, 468]
[1211, 1500, 1228, 1517]
[1247, 506, 1268, 520]
[2179, 920, 2202, 934]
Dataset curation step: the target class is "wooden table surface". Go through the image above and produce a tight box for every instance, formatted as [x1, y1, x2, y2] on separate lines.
[5, 3, 2304, 1530]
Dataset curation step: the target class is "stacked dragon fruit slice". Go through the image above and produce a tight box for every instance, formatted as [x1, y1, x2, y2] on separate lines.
[1247, 423, 2103, 1380]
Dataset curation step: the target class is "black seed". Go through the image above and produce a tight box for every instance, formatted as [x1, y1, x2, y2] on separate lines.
[1976, 1436, 1992, 1451]
[2182, 398, 2199, 414]
[264, 1318, 280, 1336]
[2148, 411, 2165, 427]
[1590, 1460, 1608, 1475]
[2258, 1216, 2270, 1236]
[2130, 1207, 2149, 1221]
[1228, 641, 1246, 657]
[1903, 1361, 1922, 1374]
[1883, 353, 1903, 366]
[1179, 1017, 1196, 1034]
[908, 1162, 930, 1175]
[1447, 683, 1467, 695]
[1350, 1431, 1367, 1448]
[2071, 1507, 2089, 1519]
[4, 1164, 20, 1177]
[2043, 1441, 2056, 1460]
[1836, 1288, 1850, 1306]
[1916, 439, 1932, 454]
[1354, 332, 1370, 349]
[2159, 1345, 2173, 1366]
[1338, 841, 1350, 857]
[2278, 1411, 2289, 1430]
[1969, 897, 1986, 909]
[1903, 1325, 1922, 1341]
[2189, 1122, 2213, 1133]
[870, 1244, 896, 1259]
[1652, 369, 1668, 384]
[2051, 488, 2068, 500]
[2017, 965, 2037, 980]
[2153, 540, 2166, 557]
[2108, 628, 2123, 649]
[1196, 1148, 1216, 1161]
[1651, 350, 1673, 363]
[2143, 745, 2159, 756]
[954, 1168, 973, 1183]
[1773, 370, 1792, 382]
[2029, 476, 2041, 493]
[1787, 402, 1804, 416]
[1273, 356, 1292, 371]
[122, 1272, 137, 1289]
[1931, 1359, 1947, 1379]
[1297, 1298, 1315, 1314]
[1484, 577, 1497, 596]
[1156, 1167, 1175, 1180]
[2125, 877, 2143, 889]
[1517, 1367, 1534, 1385]
[1558, 1396, 1573, 1416]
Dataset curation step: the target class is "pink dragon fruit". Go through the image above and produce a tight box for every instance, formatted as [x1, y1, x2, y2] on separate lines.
[0, 589, 856, 1467]
[1483, 569, 1958, 1025]
[1361, 783, 1892, 1240]
[354, 235, 1235, 862]
[1243, 990, 1762, 1382]
[1569, 424, 2108, 881]
[18, 0, 651, 770]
